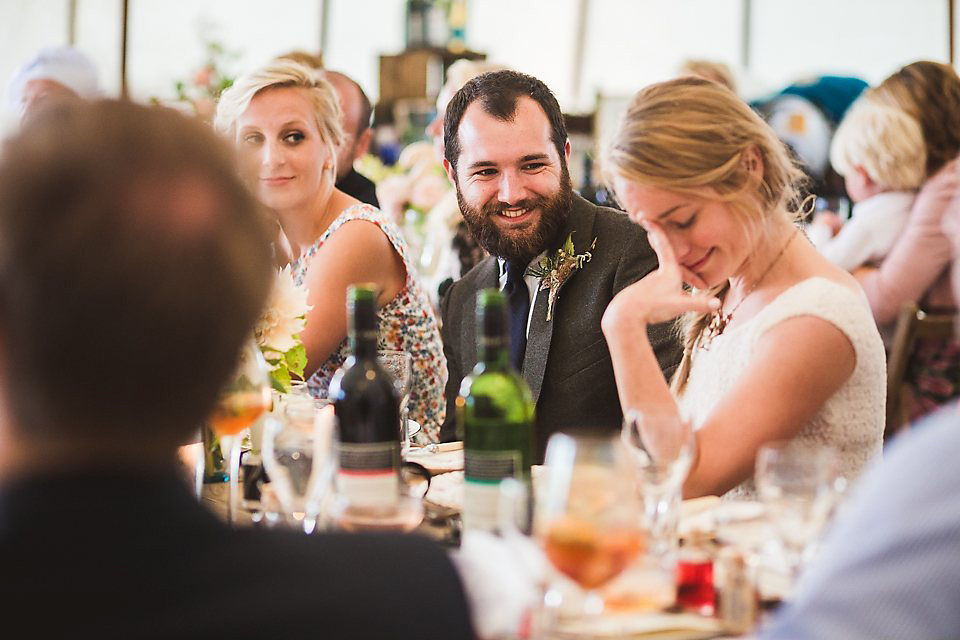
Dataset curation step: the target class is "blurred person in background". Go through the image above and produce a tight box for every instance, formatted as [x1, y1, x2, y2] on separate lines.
[602, 77, 885, 499]
[215, 61, 447, 440]
[323, 70, 379, 206]
[854, 61, 960, 421]
[275, 49, 324, 70]
[0, 98, 473, 638]
[808, 100, 926, 277]
[677, 58, 737, 93]
[5, 46, 101, 122]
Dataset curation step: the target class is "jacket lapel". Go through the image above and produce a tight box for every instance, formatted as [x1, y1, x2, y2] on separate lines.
[521, 195, 598, 405]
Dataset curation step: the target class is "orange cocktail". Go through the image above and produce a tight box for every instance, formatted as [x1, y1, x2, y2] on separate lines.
[544, 516, 646, 589]
[211, 387, 271, 436]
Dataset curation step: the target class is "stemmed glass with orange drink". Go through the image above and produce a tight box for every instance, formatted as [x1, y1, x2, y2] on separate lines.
[538, 432, 646, 620]
[210, 340, 272, 526]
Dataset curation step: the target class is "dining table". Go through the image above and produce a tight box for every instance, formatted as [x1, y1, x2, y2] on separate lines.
[192, 441, 792, 640]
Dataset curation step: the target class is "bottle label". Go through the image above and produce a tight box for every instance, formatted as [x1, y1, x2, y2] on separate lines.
[337, 441, 399, 507]
[463, 449, 521, 532]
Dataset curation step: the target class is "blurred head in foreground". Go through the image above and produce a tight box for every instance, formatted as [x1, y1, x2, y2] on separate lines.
[0, 99, 273, 474]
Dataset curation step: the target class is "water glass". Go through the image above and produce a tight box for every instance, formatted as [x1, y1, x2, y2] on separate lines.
[377, 349, 413, 452]
[621, 410, 695, 562]
[755, 440, 842, 584]
[261, 401, 335, 533]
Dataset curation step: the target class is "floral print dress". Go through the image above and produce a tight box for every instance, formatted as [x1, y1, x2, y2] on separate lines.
[291, 204, 447, 441]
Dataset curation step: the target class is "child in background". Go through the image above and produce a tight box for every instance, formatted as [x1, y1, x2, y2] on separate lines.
[809, 101, 926, 271]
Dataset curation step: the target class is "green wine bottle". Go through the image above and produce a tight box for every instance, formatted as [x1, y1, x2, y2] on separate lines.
[458, 289, 535, 533]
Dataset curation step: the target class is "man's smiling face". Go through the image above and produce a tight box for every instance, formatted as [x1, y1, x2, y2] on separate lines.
[446, 96, 571, 264]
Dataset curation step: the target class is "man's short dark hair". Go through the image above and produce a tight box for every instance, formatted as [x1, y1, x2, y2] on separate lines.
[0, 100, 273, 446]
[443, 70, 568, 172]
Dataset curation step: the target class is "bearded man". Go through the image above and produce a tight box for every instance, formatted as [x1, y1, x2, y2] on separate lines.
[438, 70, 682, 461]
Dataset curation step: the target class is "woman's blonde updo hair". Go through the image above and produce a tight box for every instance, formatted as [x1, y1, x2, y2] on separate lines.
[606, 76, 807, 392]
[214, 60, 345, 173]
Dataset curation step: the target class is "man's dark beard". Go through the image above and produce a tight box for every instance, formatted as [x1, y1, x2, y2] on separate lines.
[456, 166, 572, 266]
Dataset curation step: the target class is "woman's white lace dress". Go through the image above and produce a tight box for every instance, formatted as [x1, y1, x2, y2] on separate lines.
[677, 277, 886, 499]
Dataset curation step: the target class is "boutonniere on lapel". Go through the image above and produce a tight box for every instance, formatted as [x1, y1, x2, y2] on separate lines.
[526, 233, 597, 322]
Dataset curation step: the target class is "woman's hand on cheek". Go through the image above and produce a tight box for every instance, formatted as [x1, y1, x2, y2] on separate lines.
[602, 222, 719, 334]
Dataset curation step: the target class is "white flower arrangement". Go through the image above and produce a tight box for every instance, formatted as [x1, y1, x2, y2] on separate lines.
[254, 266, 311, 392]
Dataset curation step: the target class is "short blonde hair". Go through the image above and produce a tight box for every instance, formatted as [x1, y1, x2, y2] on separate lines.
[606, 77, 807, 392]
[830, 100, 925, 191]
[214, 60, 344, 170]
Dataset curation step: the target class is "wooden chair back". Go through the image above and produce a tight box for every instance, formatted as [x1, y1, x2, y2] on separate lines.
[885, 302, 956, 440]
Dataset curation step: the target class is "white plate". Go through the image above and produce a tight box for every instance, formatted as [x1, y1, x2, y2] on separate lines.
[554, 612, 721, 639]
[679, 500, 765, 537]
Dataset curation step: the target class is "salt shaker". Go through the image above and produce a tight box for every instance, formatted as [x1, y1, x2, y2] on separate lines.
[716, 547, 759, 634]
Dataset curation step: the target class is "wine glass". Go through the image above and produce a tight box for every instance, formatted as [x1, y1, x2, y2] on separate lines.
[538, 432, 645, 619]
[377, 349, 413, 453]
[261, 397, 336, 533]
[210, 340, 272, 526]
[621, 410, 695, 561]
[755, 440, 841, 588]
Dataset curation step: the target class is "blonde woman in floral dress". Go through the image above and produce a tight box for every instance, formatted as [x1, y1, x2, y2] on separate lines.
[216, 61, 446, 440]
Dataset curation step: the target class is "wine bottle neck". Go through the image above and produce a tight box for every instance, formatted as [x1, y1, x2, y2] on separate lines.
[351, 330, 378, 360]
[478, 335, 511, 370]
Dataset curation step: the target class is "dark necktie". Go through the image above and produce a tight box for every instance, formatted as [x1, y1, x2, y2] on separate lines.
[504, 260, 530, 371]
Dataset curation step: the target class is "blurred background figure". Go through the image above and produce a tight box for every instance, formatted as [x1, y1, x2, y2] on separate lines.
[854, 61, 960, 422]
[808, 100, 926, 278]
[275, 49, 324, 70]
[677, 58, 737, 93]
[5, 46, 101, 122]
[323, 70, 379, 206]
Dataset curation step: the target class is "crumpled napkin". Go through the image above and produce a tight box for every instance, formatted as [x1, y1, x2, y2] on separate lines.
[450, 529, 547, 640]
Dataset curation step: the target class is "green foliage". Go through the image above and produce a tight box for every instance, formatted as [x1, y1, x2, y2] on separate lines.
[286, 343, 307, 378]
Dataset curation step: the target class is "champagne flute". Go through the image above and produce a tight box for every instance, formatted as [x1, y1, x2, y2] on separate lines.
[755, 440, 841, 590]
[210, 340, 272, 526]
[376, 349, 413, 454]
[538, 433, 646, 618]
[622, 410, 695, 561]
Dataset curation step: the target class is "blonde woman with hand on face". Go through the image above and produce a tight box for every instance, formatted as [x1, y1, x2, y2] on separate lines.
[215, 61, 447, 440]
[601, 78, 886, 499]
